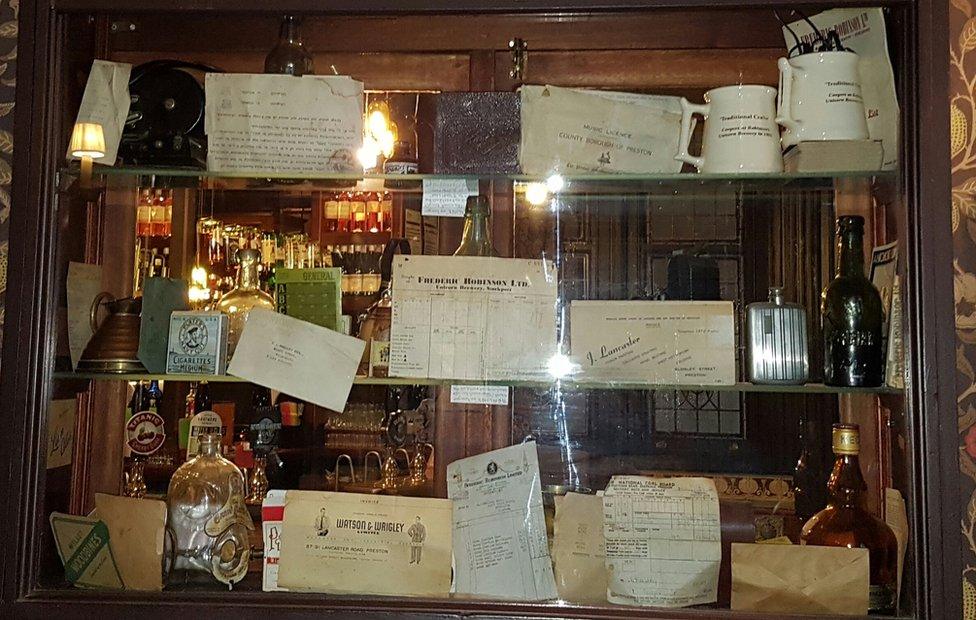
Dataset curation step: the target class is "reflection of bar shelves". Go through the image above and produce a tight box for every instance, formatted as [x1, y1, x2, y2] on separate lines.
[316, 231, 392, 246]
[52, 371, 902, 395]
[67, 164, 896, 196]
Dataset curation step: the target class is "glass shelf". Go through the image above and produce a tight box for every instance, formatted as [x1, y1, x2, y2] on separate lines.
[52, 371, 902, 394]
[66, 164, 896, 195]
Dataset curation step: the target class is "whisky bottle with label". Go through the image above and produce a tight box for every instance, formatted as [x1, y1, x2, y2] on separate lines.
[821, 215, 884, 386]
[801, 424, 898, 614]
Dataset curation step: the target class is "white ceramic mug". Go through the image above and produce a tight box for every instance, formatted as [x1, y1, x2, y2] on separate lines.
[675, 85, 783, 174]
[776, 51, 870, 148]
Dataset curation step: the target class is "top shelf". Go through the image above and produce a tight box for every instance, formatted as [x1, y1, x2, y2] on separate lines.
[72, 165, 896, 194]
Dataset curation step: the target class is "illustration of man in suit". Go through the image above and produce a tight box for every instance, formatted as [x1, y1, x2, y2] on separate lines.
[315, 508, 329, 537]
[407, 516, 426, 564]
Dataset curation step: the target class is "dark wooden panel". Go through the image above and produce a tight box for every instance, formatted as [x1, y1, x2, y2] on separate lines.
[104, 11, 786, 54]
[110, 51, 470, 91]
[496, 48, 780, 91]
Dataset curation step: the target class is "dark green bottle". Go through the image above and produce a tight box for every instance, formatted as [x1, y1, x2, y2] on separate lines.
[821, 216, 884, 387]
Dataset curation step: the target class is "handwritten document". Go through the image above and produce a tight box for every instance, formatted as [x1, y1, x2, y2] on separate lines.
[66, 262, 103, 369]
[69, 60, 132, 165]
[447, 442, 558, 601]
[277, 490, 453, 597]
[389, 256, 558, 381]
[421, 178, 478, 217]
[602, 476, 721, 608]
[228, 308, 364, 412]
[205, 74, 363, 175]
[570, 300, 735, 385]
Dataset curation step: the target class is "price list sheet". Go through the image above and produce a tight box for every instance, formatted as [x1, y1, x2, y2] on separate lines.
[602, 476, 721, 608]
[389, 256, 557, 380]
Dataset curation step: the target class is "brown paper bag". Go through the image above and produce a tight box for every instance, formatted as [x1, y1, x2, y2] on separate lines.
[552, 492, 607, 604]
[94, 493, 167, 591]
[731, 543, 869, 615]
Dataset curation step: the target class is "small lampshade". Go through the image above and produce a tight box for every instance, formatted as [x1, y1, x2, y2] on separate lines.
[69, 122, 106, 159]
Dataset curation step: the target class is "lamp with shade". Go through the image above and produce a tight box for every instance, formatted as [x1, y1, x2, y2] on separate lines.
[69, 121, 105, 187]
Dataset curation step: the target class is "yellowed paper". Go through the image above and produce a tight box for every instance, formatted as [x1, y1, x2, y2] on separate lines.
[66, 262, 103, 369]
[46, 399, 75, 470]
[205, 73, 363, 175]
[447, 442, 558, 601]
[602, 476, 721, 607]
[94, 493, 166, 591]
[228, 308, 365, 412]
[389, 256, 558, 381]
[68, 60, 131, 165]
[885, 488, 908, 604]
[552, 492, 607, 604]
[731, 543, 869, 615]
[570, 300, 736, 385]
[520, 85, 684, 175]
[277, 490, 453, 597]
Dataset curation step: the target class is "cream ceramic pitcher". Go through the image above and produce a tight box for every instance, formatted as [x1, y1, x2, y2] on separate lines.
[776, 51, 870, 148]
[675, 85, 783, 174]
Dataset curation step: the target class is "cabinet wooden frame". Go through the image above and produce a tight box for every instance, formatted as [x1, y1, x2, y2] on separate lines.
[0, 1, 957, 618]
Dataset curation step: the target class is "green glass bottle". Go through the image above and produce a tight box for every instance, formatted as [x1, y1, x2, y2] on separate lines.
[821, 216, 884, 387]
[453, 195, 498, 257]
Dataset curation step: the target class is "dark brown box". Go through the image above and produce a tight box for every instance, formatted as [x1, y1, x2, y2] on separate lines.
[433, 92, 520, 174]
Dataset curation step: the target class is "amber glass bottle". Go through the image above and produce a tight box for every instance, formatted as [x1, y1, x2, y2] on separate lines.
[801, 424, 898, 614]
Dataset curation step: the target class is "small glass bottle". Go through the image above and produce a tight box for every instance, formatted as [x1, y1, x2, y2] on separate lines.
[350, 193, 367, 233]
[801, 424, 898, 614]
[216, 248, 276, 357]
[746, 287, 809, 385]
[167, 434, 253, 588]
[337, 194, 352, 232]
[380, 192, 393, 232]
[324, 198, 340, 232]
[366, 192, 381, 233]
[264, 15, 315, 76]
[454, 195, 498, 257]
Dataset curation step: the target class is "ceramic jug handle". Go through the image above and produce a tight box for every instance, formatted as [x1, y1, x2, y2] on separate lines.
[88, 291, 115, 333]
[675, 98, 708, 171]
[775, 57, 801, 134]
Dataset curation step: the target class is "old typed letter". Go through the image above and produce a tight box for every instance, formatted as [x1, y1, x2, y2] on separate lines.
[205, 74, 363, 174]
[389, 256, 558, 381]
[602, 476, 721, 607]
[447, 442, 558, 600]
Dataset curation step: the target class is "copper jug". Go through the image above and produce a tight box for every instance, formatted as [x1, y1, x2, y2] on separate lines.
[77, 292, 146, 373]
[357, 239, 410, 377]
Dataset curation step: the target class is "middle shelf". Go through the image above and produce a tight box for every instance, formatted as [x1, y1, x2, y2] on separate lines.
[52, 371, 901, 395]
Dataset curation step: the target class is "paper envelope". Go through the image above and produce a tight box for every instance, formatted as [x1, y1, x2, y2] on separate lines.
[731, 543, 869, 615]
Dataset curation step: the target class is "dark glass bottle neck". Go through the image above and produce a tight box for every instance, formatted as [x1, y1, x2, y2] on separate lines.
[837, 228, 865, 278]
[826, 453, 867, 507]
[280, 17, 302, 44]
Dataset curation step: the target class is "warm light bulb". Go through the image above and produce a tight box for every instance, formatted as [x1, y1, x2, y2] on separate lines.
[191, 265, 208, 287]
[367, 109, 389, 137]
[525, 182, 550, 206]
[357, 139, 380, 170]
[379, 129, 396, 159]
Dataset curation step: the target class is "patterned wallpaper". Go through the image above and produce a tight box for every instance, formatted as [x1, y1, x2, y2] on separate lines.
[0, 0, 17, 346]
[951, 0, 976, 615]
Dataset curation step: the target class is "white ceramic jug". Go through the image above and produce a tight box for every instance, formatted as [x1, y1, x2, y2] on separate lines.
[675, 85, 783, 174]
[776, 51, 870, 148]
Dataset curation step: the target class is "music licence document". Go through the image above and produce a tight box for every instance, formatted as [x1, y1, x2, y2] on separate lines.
[389, 256, 558, 380]
[602, 476, 721, 607]
[447, 442, 558, 600]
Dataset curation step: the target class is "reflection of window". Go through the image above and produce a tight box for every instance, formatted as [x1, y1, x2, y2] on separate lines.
[647, 188, 745, 438]
[651, 389, 743, 437]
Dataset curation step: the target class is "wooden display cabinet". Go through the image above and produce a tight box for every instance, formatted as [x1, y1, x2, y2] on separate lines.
[0, 1, 957, 619]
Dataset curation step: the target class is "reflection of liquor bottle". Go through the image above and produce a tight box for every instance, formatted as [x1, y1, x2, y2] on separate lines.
[264, 15, 314, 76]
[792, 413, 826, 522]
[147, 380, 163, 412]
[454, 195, 497, 257]
[822, 216, 884, 386]
[124, 382, 148, 459]
[178, 382, 197, 456]
[216, 249, 276, 358]
[275, 392, 306, 489]
[801, 424, 898, 614]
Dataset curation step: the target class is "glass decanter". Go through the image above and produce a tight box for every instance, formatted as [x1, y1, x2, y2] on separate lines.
[216, 248, 275, 357]
[166, 433, 254, 588]
[264, 14, 315, 76]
